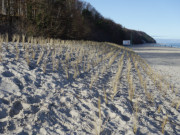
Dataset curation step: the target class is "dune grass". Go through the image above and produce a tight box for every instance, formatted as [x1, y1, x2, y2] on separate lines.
[0, 34, 179, 134]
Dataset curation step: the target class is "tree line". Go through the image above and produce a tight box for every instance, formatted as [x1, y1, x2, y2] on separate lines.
[0, 0, 156, 44]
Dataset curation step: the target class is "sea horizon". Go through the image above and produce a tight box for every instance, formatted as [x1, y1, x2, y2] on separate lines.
[155, 38, 180, 48]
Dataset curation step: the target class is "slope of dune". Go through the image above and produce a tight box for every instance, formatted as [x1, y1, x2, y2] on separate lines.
[0, 38, 180, 135]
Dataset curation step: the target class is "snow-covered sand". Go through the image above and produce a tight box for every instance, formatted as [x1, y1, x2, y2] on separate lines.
[0, 41, 180, 135]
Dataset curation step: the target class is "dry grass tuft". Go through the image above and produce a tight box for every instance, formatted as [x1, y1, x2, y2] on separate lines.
[161, 115, 168, 134]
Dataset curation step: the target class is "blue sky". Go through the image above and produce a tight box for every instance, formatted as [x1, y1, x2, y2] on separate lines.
[83, 0, 180, 40]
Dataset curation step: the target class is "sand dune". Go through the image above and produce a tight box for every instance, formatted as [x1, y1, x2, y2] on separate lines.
[0, 41, 180, 135]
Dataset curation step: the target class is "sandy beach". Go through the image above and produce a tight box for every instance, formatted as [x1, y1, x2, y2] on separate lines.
[0, 41, 180, 135]
[130, 44, 180, 89]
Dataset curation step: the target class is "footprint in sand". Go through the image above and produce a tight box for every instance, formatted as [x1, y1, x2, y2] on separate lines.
[24, 74, 33, 84]
[31, 105, 40, 114]
[26, 95, 41, 104]
[0, 108, 8, 119]
[0, 98, 9, 119]
[2, 71, 14, 77]
[34, 77, 42, 88]
[0, 121, 7, 134]
[13, 78, 24, 90]
[7, 121, 16, 131]
[17, 130, 29, 135]
[100, 128, 113, 135]
[108, 104, 130, 122]
[0, 98, 10, 105]
[9, 101, 23, 117]
[29, 62, 36, 70]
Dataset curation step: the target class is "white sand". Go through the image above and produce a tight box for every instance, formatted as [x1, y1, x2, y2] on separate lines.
[0, 42, 180, 135]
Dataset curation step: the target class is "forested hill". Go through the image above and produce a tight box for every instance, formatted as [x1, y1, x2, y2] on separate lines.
[0, 0, 156, 44]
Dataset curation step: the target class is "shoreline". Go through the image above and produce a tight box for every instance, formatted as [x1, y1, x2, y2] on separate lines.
[130, 43, 180, 48]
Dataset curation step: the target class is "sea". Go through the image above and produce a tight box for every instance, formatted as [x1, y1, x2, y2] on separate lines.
[155, 39, 180, 48]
